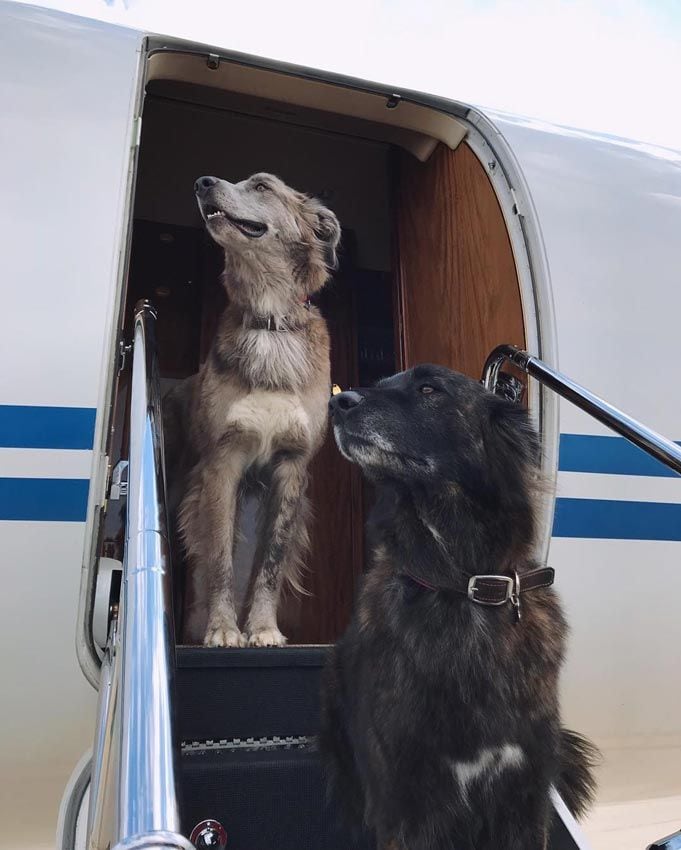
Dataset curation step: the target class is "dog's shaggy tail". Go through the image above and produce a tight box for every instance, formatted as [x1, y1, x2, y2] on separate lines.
[556, 728, 600, 819]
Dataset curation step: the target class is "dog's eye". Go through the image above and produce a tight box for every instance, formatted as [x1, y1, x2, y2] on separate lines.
[420, 385, 436, 395]
[255, 182, 269, 192]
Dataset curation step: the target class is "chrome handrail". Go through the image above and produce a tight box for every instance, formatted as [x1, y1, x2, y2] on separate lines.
[88, 300, 192, 850]
[483, 344, 681, 476]
[115, 300, 191, 850]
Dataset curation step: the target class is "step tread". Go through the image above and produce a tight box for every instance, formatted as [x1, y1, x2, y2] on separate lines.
[180, 745, 370, 850]
[176, 645, 329, 669]
[175, 647, 326, 742]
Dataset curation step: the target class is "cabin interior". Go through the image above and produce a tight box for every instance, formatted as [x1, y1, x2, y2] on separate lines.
[101, 52, 526, 645]
[101, 54, 527, 645]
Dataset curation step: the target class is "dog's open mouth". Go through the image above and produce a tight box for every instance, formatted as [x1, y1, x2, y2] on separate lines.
[204, 205, 267, 238]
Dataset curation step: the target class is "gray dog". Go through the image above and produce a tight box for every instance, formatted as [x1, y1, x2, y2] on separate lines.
[164, 173, 340, 647]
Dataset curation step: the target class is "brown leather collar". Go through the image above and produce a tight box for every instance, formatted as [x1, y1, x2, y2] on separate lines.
[401, 566, 555, 620]
[246, 314, 291, 332]
[245, 300, 311, 332]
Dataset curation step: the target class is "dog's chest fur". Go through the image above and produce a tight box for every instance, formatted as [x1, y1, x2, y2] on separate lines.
[195, 306, 330, 460]
[226, 390, 311, 464]
[212, 306, 325, 391]
[358, 543, 564, 723]
[331, 536, 566, 840]
[230, 326, 312, 391]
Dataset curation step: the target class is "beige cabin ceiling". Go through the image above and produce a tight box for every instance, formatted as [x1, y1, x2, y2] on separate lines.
[147, 52, 467, 161]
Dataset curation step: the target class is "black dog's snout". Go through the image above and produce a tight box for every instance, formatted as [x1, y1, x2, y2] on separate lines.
[329, 390, 364, 415]
[194, 175, 218, 194]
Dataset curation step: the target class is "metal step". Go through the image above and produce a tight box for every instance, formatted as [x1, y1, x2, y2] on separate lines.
[176, 646, 370, 849]
[180, 743, 370, 850]
[176, 646, 327, 744]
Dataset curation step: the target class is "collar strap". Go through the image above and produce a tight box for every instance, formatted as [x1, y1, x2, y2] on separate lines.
[245, 300, 312, 333]
[247, 314, 288, 332]
[402, 566, 554, 608]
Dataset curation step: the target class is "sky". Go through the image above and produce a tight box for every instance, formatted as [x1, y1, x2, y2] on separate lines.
[9, 0, 681, 151]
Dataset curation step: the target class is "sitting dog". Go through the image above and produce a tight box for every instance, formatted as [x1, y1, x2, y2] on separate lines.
[164, 172, 340, 647]
[321, 364, 597, 849]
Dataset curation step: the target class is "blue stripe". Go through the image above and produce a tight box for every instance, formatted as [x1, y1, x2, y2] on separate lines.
[553, 497, 681, 541]
[559, 433, 681, 478]
[0, 478, 90, 522]
[0, 405, 96, 450]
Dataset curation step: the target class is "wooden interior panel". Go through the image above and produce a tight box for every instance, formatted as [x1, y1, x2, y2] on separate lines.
[281, 254, 364, 644]
[395, 142, 525, 377]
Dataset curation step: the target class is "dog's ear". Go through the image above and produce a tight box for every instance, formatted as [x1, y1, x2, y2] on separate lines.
[312, 205, 341, 256]
[482, 393, 541, 552]
[299, 197, 341, 289]
[485, 395, 540, 466]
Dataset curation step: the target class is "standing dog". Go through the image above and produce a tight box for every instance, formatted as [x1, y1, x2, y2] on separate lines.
[164, 173, 340, 647]
[322, 365, 597, 849]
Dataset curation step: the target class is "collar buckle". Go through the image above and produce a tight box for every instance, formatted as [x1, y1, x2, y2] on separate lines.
[247, 314, 284, 332]
[511, 570, 522, 622]
[467, 574, 514, 606]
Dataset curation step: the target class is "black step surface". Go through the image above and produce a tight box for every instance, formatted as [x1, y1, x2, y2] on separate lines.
[180, 745, 371, 850]
[176, 646, 328, 743]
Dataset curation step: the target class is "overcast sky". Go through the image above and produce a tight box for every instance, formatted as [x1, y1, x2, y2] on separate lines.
[11, 0, 681, 151]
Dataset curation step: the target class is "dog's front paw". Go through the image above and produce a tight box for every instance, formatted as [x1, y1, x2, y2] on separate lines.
[246, 627, 287, 647]
[204, 625, 247, 648]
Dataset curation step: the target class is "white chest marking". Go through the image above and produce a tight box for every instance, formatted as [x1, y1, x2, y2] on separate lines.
[227, 390, 310, 462]
[450, 744, 525, 800]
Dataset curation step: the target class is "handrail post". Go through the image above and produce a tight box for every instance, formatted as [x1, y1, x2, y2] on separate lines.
[483, 343, 681, 476]
[482, 344, 532, 395]
[112, 300, 192, 850]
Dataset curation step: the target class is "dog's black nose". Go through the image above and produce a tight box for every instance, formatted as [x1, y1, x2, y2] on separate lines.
[329, 390, 364, 415]
[194, 175, 218, 194]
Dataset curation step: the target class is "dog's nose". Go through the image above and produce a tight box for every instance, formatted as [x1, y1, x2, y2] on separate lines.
[194, 175, 218, 195]
[329, 390, 364, 415]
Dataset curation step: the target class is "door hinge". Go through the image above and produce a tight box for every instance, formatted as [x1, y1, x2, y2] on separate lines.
[109, 459, 129, 500]
[118, 338, 132, 373]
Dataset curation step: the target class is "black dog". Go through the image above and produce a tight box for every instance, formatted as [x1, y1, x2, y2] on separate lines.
[321, 364, 597, 850]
